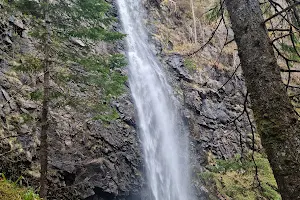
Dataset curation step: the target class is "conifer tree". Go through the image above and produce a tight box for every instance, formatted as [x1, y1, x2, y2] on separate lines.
[4, 0, 127, 198]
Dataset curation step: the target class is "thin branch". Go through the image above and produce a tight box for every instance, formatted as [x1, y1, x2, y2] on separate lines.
[218, 64, 241, 91]
[280, 69, 300, 72]
[284, 84, 300, 89]
[212, 10, 229, 67]
[185, 1, 225, 57]
[229, 92, 249, 124]
[267, 0, 300, 31]
[264, 1, 300, 23]
[234, 120, 244, 160]
[272, 32, 292, 43]
[245, 100, 262, 190]
[273, 44, 300, 63]
[224, 38, 235, 46]
[290, 28, 300, 58]
[268, 28, 291, 31]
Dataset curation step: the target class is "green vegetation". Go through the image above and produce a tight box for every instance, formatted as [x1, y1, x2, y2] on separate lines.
[200, 153, 281, 200]
[3, 0, 127, 120]
[1, 0, 128, 197]
[280, 33, 300, 62]
[184, 58, 198, 71]
[0, 174, 40, 200]
[205, 0, 222, 22]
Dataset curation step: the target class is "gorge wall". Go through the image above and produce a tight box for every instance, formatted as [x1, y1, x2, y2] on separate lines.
[0, 0, 257, 199]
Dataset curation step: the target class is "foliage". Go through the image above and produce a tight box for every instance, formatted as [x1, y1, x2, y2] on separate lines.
[14, 54, 43, 73]
[0, 173, 40, 200]
[200, 153, 281, 200]
[184, 58, 197, 71]
[8, 0, 127, 120]
[205, 0, 222, 22]
[13, 0, 125, 41]
[280, 33, 300, 62]
[260, 1, 273, 18]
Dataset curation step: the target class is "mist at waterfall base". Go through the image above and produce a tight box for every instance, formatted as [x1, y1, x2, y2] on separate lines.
[117, 1, 194, 200]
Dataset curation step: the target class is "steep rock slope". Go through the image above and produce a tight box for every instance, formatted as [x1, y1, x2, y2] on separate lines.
[146, 0, 255, 158]
[0, 0, 266, 199]
[0, 3, 143, 199]
[143, 1, 264, 198]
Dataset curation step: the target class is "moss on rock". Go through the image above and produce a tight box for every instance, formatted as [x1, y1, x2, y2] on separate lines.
[200, 153, 281, 200]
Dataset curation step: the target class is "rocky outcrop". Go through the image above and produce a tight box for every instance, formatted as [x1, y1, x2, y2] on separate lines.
[0, 62, 144, 200]
[144, 1, 260, 197]
[165, 54, 253, 158]
[161, 52, 257, 198]
[0, 5, 144, 200]
[145, 0, 257, 159]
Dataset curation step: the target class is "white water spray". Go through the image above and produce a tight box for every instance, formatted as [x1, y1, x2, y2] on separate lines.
[116, 1, 192, 200]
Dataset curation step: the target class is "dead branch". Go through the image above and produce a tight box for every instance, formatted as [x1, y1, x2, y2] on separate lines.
[264, 1, 300, 23]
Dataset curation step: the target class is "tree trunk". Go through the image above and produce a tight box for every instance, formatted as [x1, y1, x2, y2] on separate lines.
[39, 0, 50, 199]
[224, 0, 300, 199]
[190, 0, 197, 43]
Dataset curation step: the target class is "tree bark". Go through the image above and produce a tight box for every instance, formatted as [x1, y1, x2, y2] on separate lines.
[224, 0, 300, 199]
[39, 0, 50, 199]
[190, 0, 197, 43]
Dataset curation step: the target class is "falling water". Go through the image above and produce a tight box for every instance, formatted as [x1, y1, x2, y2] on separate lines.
[117, 1, 192, 200]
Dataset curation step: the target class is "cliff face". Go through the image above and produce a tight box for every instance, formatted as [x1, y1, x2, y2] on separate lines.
[145, 0, 255, 155]
[0, 0, 257, 199]
[144, 1, 261, 198]
[0, 3, 143, 199]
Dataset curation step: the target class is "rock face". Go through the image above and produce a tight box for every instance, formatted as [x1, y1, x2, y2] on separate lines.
[0, 1, 256, 199]
[144, 1, 258, 197]
[0, 5, 144, 200]
[0, 62, 144, 199]
[164, 54, 252, 158]
[158, 53, 255, 198]
[46, 95, 143, 199]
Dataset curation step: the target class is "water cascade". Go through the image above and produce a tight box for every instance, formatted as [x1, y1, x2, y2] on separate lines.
[116, 1, 192, 200]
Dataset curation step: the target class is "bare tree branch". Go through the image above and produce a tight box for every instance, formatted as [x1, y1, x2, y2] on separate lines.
[264, 1, 300, 23]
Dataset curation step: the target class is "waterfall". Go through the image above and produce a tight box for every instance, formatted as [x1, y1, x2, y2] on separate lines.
[116, 1, 192, 200]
